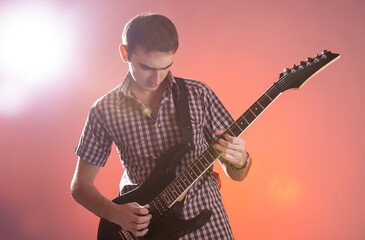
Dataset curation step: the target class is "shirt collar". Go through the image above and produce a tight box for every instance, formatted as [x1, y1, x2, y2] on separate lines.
[117, 71, 176, 105]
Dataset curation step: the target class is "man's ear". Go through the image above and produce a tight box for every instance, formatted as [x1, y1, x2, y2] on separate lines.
[119, 44, 129, 62]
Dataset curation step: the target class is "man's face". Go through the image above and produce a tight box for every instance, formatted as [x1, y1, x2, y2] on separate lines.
[128, 46, 175, 93]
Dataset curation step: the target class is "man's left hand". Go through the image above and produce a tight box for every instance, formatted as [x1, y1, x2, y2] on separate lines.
[213, 130, 248, 167]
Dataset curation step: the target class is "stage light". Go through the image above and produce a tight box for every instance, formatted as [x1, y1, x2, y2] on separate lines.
[0, 3, 74, 115]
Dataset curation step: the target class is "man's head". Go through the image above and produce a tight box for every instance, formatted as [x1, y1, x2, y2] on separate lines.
[119, 13, 178, 93]
[120, 13, 178, 60]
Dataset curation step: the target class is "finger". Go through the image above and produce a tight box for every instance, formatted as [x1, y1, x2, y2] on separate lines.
[221, 148, 243, 160]
[132, 205, 149, 215]
[223, 134, 245, 145]
[143, 204, 150, 209]
[214, 140, 245, 160]
[216, 138, 245, 153]
[134, 214, 152, 224]
[214, 129, 225, 136]
[132, 228, 149, 237]
[214, 143, 243, 160]
[133, 221, 150, 231]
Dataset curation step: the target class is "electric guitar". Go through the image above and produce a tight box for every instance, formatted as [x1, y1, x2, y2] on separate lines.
[97, 50, 340, 240]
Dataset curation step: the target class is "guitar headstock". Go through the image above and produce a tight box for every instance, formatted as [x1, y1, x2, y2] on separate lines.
[276, 50, 340, 92]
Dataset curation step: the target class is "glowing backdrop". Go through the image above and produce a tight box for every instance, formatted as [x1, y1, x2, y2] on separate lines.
[0, 0, 364, 239]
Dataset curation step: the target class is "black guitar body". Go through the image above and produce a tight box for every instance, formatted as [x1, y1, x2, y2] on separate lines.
[97, 143, 212, 240]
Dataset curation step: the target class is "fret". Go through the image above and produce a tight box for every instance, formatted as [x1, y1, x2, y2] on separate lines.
[187, 165, 198, 179]
[161, 191, 173, 206]
[160, 190, 171, 204]
[183, 170, 194, 183]
[243, 109, 255, 123]
[200, 154, 211, 168]
[181, 175, 191, 188]
[175, 178, 185, 192]
[227, 122, 242, 137]
[170, 184, 179, 199]
[226, 128, 235, 137]
[250, 101, 264, 115]
[259, 93, 273, 108]
[248, 108, 257, 117]
[165, 189, 176, 202]
[236, 116, 249, 130]
[195, 158, 206, 172]
[269, 84, 282, 99]
[256, 99, 264, 109]
[264, 92, 273, 101]
[178, 175, 189, 189]
[206, 146, 220, 161]
[191, 162, 201, 177]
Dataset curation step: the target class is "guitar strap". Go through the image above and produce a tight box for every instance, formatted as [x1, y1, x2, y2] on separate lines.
[166, 77, 195, 180]
[171, 77, 212, 235]
[172, 77, 195, 150]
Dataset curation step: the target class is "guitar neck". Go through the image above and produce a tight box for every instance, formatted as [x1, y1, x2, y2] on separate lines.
[154, 83, 282, 208]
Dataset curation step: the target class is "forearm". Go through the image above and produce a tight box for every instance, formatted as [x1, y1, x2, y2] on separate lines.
[71, 177, 115, 221]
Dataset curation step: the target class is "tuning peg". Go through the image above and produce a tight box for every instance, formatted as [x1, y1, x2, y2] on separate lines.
[284, 68, 291, 73]
[307, 57, 314, 62]
[322, 50, 328, 54]
[315, 53, 322, 61]
[300, 61, 306, 66]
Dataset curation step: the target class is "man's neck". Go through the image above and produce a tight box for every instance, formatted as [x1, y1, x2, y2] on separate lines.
[131, 81, 166, 118]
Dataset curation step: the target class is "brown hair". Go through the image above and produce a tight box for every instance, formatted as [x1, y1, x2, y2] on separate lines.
[122, 13, 179, 58]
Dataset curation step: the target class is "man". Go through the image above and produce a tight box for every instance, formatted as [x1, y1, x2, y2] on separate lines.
[71, 13, 252, 239]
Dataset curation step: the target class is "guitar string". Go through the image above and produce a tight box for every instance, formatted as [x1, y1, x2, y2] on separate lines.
[276, 54, 327, 90]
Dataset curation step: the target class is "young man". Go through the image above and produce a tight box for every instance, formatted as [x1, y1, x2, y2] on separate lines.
[71, 13, 252, 239]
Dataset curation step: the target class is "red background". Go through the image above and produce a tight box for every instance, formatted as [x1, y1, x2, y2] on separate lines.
[1, 0, 364, 239]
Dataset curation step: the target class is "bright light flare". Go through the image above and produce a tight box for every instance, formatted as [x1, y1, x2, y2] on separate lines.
[0, 4, 74, 115]
[268, 175, 301, 205]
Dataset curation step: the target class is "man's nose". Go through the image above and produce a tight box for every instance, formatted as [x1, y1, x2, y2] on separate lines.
[151, 69, 162, 80]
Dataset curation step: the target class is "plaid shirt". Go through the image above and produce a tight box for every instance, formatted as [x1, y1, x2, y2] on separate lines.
[76, 72, 235, 239]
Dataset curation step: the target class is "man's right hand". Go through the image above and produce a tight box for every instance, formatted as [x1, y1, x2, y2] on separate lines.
[109, 202, 152, 237]
[71, 159, 152, 238]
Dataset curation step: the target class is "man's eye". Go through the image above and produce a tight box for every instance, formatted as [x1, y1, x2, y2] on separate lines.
[141, 66, 151, 70]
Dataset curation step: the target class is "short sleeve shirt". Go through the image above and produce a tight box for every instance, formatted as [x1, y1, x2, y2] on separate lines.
[75, 72, 235, 239]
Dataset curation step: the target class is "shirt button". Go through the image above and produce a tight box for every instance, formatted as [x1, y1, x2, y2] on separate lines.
[157, 123, 161, 128]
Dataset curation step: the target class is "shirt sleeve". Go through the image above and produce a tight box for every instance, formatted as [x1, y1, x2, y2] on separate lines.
[203, 86, 234, 144]
[75, 105, 112, 166]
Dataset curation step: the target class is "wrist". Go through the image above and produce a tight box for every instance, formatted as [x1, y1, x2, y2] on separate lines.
[231, 152, 250, 171]
[105, 201, 118, 223]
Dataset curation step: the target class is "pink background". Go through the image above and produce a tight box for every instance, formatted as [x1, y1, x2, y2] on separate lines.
[1, 0, 364, 239]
